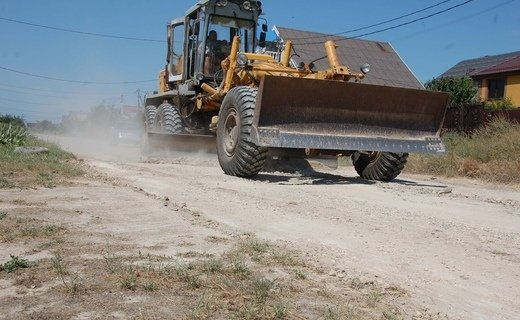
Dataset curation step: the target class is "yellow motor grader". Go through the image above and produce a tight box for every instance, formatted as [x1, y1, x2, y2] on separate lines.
[142, 0, 449, 181]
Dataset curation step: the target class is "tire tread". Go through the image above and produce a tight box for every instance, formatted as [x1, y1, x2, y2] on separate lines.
[352, 152, 408, 181]
[217, 87, 268, 177]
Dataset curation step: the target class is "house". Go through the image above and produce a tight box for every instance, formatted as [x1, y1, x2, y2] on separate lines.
[272, 26, 423, 90]
[120, 105, 139, 120]
[440, 51, 520, 106]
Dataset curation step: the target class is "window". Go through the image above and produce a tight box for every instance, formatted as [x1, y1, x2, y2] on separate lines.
[167, 22, 185, 79]
[487, 78, 505, 99]
[202, 15, 256, 75]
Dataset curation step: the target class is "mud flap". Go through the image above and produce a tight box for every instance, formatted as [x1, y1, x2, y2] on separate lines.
[251, 76, 449, 154]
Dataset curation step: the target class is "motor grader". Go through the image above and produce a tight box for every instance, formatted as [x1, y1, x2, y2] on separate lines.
[142, 0, 449, 181]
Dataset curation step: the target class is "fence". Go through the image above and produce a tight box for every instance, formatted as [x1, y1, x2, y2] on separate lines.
[443, 104, 520, 132]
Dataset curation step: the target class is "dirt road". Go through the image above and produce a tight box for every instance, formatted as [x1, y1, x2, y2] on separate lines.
[8, 135, 520, 319]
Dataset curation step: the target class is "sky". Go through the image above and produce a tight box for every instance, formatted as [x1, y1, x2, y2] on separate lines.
[0, 0, 519, 122]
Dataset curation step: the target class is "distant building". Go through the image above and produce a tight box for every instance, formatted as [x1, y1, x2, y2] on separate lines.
[62, 111, 88, 122]
[440, 51, 520, 106]
[272, 26, 423, 90]
[120, 105, 139, 120]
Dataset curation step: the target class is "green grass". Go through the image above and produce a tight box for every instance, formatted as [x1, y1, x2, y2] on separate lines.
[0, 122, 27, 146]
[406, 118, 520, 184]
[1, 255, 34, 273]
[0, 135, 84, 188]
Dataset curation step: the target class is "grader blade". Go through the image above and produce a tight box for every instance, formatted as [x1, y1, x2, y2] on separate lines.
[251, 76, 449, 154]
[145, 132, 216, 154]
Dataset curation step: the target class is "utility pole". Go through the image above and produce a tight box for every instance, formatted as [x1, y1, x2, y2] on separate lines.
[136, 89, 143, 107]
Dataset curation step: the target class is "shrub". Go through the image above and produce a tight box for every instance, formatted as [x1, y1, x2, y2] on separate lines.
[0, 122, 27, 146]
[483, 97, 515, 111]
[1, 255, 34, 273]
[424, 76, 478, 108]
[0, 114, 25, 127]
[406, 117, 520, 183]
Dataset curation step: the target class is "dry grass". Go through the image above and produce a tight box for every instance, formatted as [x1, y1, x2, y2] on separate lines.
[0, 214, 66, 243]
[1, 212, 410, 319]
[0, 135, 84, 188]
[406, 118, 520, 184]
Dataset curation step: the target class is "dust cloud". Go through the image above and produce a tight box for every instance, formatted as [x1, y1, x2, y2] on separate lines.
[38, 130, 218, 166]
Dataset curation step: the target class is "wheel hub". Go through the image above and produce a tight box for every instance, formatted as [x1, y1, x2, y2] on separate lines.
[223, 110, 239, 156]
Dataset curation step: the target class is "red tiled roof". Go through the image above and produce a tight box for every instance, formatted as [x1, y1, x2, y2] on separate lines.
[475, 55, 520, 76]
[440, 51, 520, 78]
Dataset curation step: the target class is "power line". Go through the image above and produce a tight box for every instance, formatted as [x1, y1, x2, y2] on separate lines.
[0, 82, 143, 96]
[292, 0, 475, 45]
[0, 96, 78, 107]
[0, 16, 165, 43]
[0, 65, 155, 85]
[0, 84, 136, 99]
[391, 0, 517, 43]
[293, 0, 455, 41]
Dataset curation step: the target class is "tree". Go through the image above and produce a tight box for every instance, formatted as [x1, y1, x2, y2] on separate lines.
[0, 114, 26, 127]
[30, 120, 58, 132]
[424, 76, 478, 108]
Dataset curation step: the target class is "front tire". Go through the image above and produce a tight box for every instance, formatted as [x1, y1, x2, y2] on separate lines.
[352, 151, 408, 181]
[216, 87, 268, 177]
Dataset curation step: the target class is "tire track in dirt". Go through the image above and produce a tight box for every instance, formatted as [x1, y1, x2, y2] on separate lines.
[85, 157, 520, 320]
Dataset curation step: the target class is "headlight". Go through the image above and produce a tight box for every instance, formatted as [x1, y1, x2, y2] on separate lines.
[236, 53, 249, 67]
[360, 63, 371, 74]
[242, 1, 260, 11]
[216, 0, 228, 6]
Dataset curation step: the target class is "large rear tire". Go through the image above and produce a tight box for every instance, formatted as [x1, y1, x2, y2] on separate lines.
[217, 86, 268, 177]
[352, 151, 408, 182]
[144, 105, 157, 131]
[140, 105, 157, 156]
[156, 103, 183, 134]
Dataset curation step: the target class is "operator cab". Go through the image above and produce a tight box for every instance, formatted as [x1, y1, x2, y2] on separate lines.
[165, 0, 263, 89]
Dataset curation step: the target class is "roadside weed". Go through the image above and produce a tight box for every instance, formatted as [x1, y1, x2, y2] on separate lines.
[202, 258, 223, 273]
[51, 253, 83, 294]
[252, 277, 277, 304]
[383, 310, 404, 320]
[186, 273, 201, 289]
[144, 281, 158, 292]
[230, 257, 250, 276]
[407, 118, 520, 183]
[1, 255, 34, 273]
[51, 253, 68, 276]
[119, 266, 138, 291]
[273, 303, 288, 319]
[292, 268, 307, 280]
[365, 289, 383, 308]
[323, 306, 339, 320]
[0, 135, 84, 189]
[102, 242, 119, 274]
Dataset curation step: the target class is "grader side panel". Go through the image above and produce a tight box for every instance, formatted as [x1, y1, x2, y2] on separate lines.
[251, 76, 449, 154]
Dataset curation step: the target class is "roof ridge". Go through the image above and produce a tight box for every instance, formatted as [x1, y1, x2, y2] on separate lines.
[458, 50, 520, 64]
[274, 25, 389, 44]
[475, 55, 520, 76]
[440, 50, 520, 78]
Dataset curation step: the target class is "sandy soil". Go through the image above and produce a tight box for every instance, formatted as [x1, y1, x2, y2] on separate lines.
[2, 135, 519, 319]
